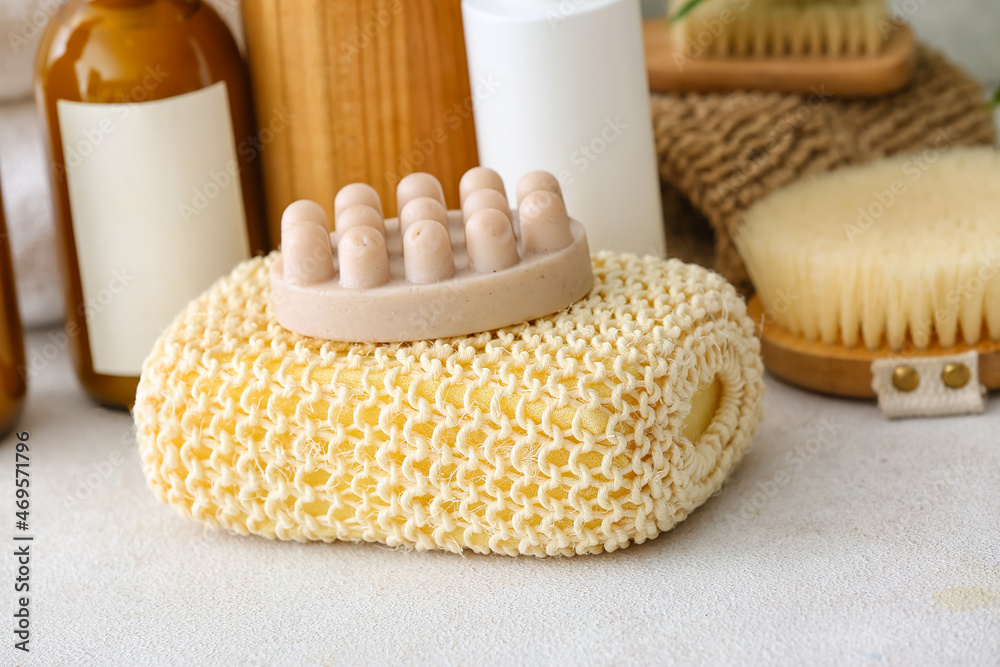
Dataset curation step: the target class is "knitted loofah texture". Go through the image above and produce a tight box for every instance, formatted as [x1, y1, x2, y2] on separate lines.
[134, 252, 764, 557]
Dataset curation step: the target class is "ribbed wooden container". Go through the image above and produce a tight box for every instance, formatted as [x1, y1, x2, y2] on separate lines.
[242, 0, 479, 244]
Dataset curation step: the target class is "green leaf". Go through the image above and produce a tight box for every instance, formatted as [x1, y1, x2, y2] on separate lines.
[670, 0, 708, 23]
[990, 85, 1000, 110]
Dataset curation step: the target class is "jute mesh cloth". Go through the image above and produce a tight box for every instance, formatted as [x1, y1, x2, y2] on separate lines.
[134, 252, 764, 557]
[653, 48, 997, 292]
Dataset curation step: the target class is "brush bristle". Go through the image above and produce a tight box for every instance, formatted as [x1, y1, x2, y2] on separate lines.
[673, 0, 890, 58]
[734, 148, 1000, 352]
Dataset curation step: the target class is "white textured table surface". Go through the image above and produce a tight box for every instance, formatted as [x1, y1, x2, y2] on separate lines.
[1, 328, 997, 666]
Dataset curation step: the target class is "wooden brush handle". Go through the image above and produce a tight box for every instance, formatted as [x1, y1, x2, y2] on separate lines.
[749, 297, 1000, 398]
[242, 0, 480, 245]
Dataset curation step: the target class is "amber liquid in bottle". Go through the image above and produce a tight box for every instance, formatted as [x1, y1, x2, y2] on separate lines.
[36, 0, 268, 409]
[0, 187, 26, 437]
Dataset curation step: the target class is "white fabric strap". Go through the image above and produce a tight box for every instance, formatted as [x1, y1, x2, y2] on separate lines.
[871, 351, 986, 419]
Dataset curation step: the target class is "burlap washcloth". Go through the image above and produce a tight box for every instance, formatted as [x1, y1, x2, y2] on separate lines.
[652, 48, 997, 292]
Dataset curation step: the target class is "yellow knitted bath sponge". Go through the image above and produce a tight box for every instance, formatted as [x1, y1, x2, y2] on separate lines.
[134, 252, 764, 557]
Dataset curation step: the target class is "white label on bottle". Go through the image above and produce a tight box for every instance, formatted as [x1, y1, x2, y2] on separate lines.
[58, 82, 250, 377]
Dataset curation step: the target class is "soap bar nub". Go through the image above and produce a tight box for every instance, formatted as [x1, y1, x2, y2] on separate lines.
[270, 169, 594, 343]
[517, 170, 563, 205]
[460, 166, 507, 204]
[520, 190, 575, 254]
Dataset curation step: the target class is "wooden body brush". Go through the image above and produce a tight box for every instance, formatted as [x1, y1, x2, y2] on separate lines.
[645, 0, 917, 96]
[735, 147, 1000, 416]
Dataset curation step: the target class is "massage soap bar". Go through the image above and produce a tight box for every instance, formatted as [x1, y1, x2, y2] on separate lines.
[271, 169, 595, 343]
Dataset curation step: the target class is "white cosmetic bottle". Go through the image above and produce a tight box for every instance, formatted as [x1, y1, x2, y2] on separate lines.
[462, 0, 666, 257]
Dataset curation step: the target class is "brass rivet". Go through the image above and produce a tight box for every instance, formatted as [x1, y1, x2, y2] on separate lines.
[892, 365, 920, 392]
[941, 363, 971, 390]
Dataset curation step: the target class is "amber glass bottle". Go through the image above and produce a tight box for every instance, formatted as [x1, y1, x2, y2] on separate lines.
[0, 186, 26, 436]
[36, 0, 267, 409]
